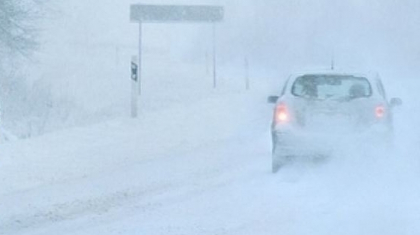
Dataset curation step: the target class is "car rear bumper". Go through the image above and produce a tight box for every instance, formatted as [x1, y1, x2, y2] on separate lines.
[272, 122, 393, 156]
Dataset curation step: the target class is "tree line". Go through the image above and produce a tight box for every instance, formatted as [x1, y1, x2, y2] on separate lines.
[0, 0, 45, 139]
[0, 0, 43, 57]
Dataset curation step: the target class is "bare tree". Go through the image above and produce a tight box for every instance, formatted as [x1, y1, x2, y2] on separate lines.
[0, 0, 45, 138]
[0, 0, 43, 57]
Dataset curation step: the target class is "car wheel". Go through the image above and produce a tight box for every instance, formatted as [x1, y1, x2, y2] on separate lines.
[272, 152, 294, 173]
[272, 156, 281, 173]
[271, 143, 289, 173]
[272, 134, 286, 173]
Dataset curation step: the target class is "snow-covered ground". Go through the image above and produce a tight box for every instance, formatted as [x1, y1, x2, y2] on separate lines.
[3, 1, 420, 234]
[2, 79, 420, 235]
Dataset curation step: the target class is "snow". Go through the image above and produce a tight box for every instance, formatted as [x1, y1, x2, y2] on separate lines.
[2, 81, 420, 234]
[2, 0, 420, 234]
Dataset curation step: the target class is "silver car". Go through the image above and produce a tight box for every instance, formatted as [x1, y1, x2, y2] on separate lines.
[268, 71, 402, 173]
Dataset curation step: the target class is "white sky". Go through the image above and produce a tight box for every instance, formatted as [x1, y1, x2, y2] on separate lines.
[29, 0, 420, 109]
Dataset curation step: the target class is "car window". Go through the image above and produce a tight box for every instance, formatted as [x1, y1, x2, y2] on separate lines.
[291, 75, 372, 100]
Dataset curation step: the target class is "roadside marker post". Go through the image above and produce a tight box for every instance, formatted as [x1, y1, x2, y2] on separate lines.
[245, 57, 250, 90]
[131, 56, 138, 118]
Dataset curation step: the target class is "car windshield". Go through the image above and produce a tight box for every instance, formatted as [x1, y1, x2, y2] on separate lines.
[291, 75, 372, 100]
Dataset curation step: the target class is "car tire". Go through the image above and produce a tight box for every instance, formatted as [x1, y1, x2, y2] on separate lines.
[271, 142, 289, 173]
[271, 133, 286, 173]
[272, 151, 294, 173]
[272, 157, 281, 173]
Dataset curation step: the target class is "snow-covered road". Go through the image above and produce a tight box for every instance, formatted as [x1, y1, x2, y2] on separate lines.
[2, 90, 420, 235]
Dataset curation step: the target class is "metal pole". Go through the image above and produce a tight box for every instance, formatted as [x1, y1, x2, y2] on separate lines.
[138, 22, 143, 95]
[212, 23, 217, 89]
[245, 57, 250, 90]
[115, 46, 119, 67]
[205, 51, 210, 75]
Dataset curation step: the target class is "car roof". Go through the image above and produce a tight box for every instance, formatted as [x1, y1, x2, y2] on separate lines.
[292, 69, 378, 78]
[284, 69, 383, 98]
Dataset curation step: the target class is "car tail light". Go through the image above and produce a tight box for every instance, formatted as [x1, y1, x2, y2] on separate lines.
[274, 103, 289, 124]
[375, 105, 385, 118]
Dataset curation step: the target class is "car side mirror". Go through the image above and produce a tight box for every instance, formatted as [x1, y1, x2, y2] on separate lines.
[390, 97, 402, 107]
[267, 96, 279, 104]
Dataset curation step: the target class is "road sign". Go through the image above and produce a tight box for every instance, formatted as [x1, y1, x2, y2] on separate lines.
[130, 5, 224, 23]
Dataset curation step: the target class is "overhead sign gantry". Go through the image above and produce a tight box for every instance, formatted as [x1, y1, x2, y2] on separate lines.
[130, 5, 224, 23]
[130, 4, 224, 99]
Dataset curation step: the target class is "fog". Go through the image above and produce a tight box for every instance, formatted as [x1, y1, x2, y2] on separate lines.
[31, 0, 420, 109]
[2, 0, 420, 234]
